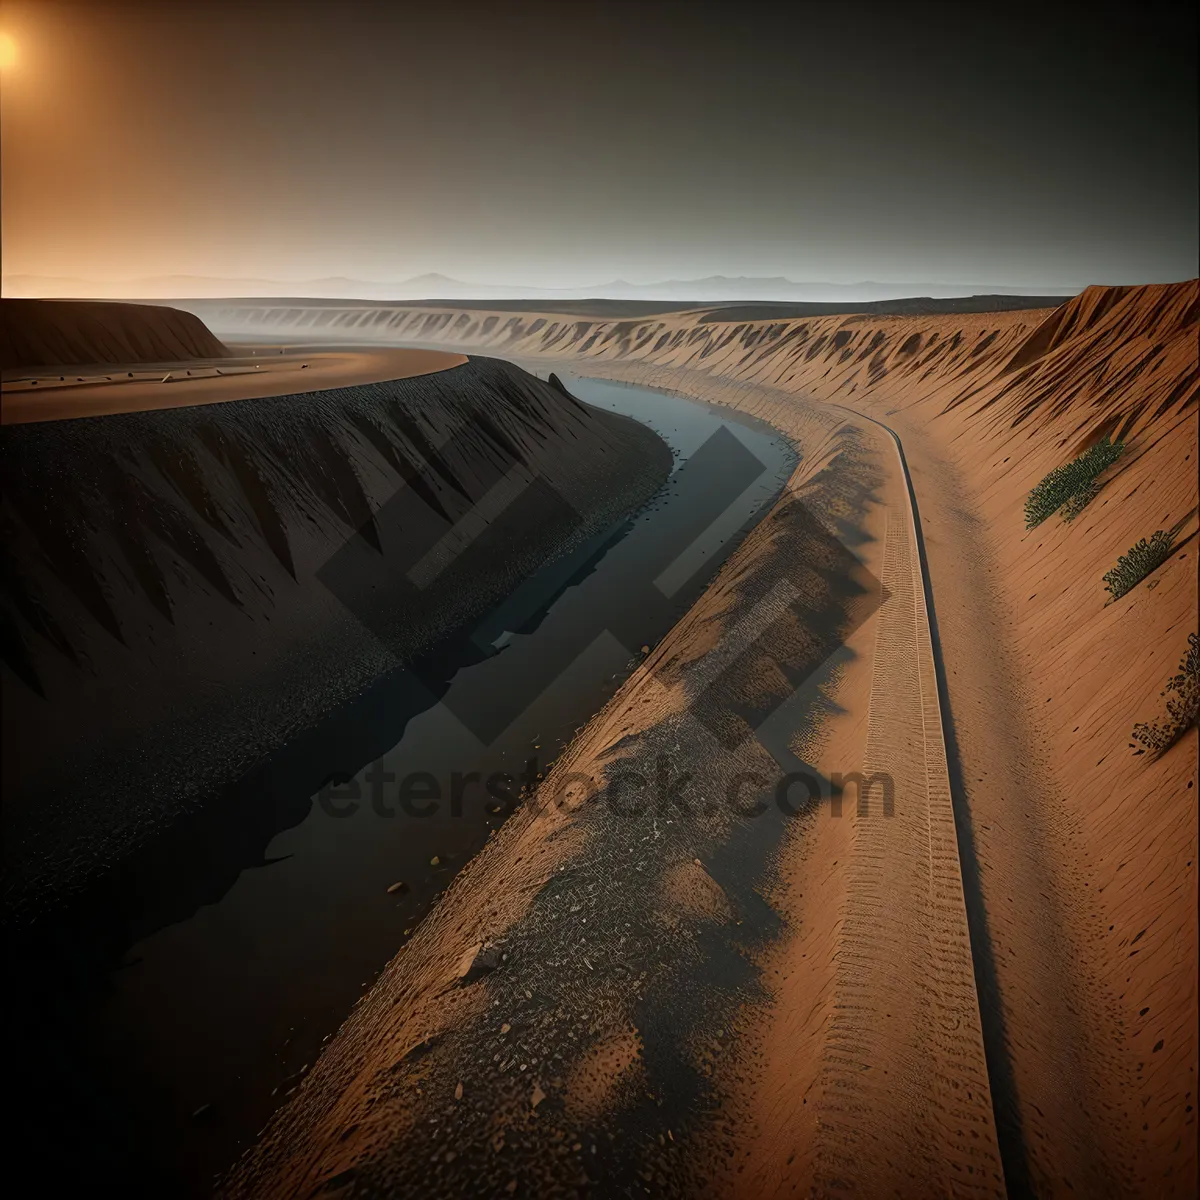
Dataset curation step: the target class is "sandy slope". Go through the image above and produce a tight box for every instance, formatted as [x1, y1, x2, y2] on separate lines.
[222, 378, 1006, 1198]
[206, 283, 1198, 1195]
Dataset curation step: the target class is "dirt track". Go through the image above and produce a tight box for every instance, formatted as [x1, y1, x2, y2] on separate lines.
[1, 346, 467, 423]
[806, 419, 1001, 1196]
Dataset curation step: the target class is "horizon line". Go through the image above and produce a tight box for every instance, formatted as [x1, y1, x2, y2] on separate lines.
[1, 271, 1091, 291]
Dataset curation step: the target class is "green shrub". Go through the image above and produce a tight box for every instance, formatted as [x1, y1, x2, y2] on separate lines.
[1060, 482, 1100, 522]
[1024, 436, 1125, 529]
[1103, 530, 1176, 600]
[1132, 632, 1199, 755]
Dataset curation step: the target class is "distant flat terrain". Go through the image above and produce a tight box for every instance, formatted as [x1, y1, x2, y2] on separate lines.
[171, 293, 1075, 321]
[168, 297, 712, 318]
[2, 346, 467, 423]
[695, 293, 1075, 321]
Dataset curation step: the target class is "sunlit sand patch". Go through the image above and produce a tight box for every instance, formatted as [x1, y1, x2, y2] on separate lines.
[561, 1026, 645, 1125]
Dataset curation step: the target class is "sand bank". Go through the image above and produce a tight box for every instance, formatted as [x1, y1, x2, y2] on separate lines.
[215, 281, 1196, 1196]
[220, 378, 1003, 1197]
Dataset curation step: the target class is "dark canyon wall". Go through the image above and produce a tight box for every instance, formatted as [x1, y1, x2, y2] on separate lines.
[0, 358, 671, 928]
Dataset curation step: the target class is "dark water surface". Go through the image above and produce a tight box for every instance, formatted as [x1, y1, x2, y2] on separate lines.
[19, 376, 795, 1195]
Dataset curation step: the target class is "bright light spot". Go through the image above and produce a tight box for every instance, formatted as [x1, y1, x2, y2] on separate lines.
[0, 32, 17, 71]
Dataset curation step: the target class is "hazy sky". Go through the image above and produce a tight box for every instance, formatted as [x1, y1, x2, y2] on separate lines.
[1, 0, 1196, 290]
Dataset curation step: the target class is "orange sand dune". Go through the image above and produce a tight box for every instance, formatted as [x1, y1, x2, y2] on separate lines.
[209, 283, 1197, 1196]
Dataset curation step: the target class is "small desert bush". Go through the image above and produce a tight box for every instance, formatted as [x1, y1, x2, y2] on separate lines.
[1024, 436, 1125, 529]
[1103, 530, 1176, 600]
[1132, 632, 1199, 755]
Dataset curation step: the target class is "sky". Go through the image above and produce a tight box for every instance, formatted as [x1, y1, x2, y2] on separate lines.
[0, 0, 1196, 295]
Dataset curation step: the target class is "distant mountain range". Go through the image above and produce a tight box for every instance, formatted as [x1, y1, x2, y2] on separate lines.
[1, 272, 1081, 303]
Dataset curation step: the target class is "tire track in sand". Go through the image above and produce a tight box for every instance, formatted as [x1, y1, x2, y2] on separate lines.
[810, 415, 1005, 1198]
[553, 366, 1009, 1196]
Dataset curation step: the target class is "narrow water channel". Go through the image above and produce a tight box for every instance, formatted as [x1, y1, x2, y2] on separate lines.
[51, 374, 796, 1193]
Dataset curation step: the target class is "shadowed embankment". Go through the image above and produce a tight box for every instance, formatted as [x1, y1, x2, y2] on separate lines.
[1, 357, 672, 933]
[0, 298, 231, 368]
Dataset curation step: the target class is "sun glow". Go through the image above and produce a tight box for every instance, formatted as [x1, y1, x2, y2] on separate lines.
[0, 32, 17, 70]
